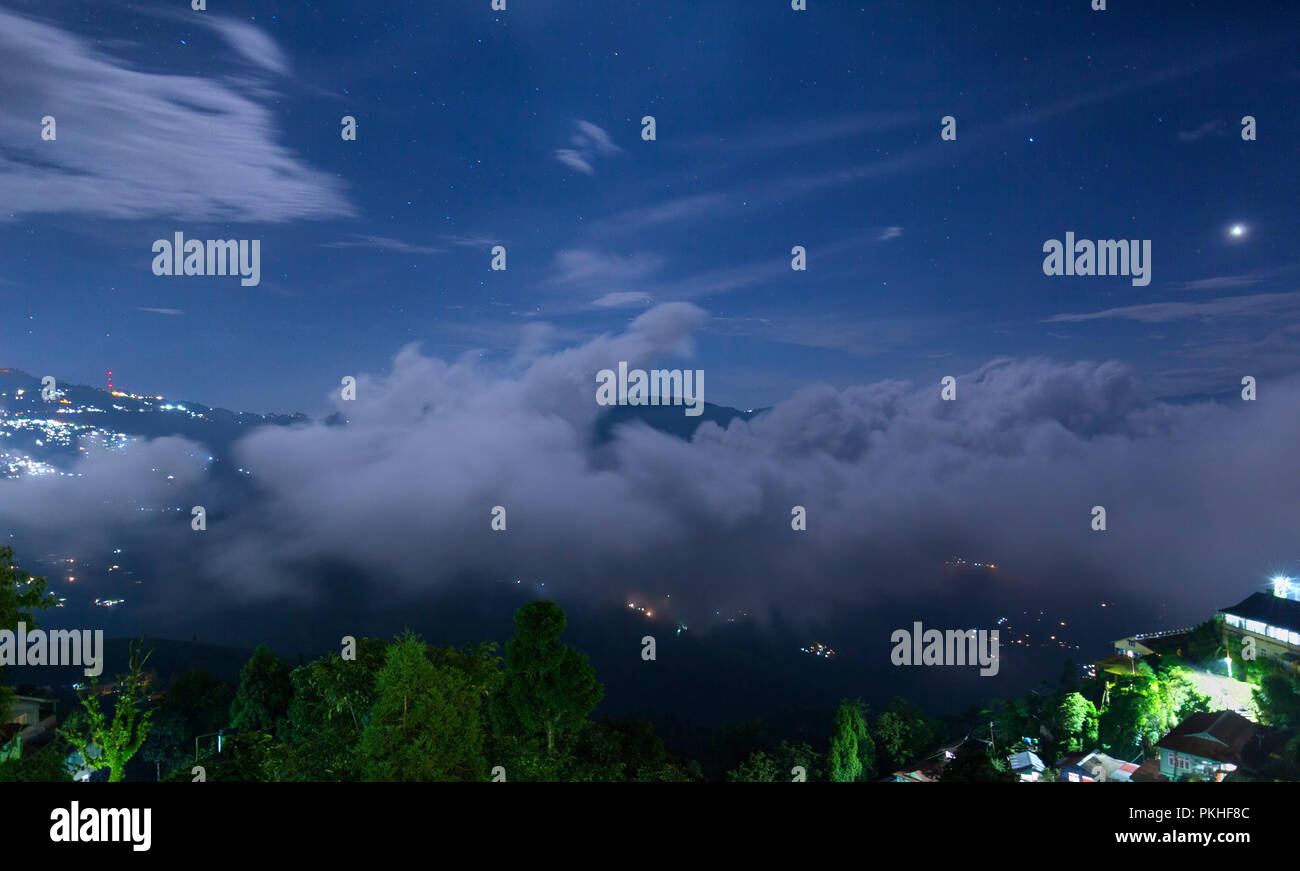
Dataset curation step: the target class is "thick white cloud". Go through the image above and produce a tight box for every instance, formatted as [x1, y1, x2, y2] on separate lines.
[0, 436, 209, 554]
[4, 305, 1297, 628]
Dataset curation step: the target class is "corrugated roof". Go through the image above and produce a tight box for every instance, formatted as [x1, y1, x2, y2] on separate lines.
[1008, 751, 1045, 772]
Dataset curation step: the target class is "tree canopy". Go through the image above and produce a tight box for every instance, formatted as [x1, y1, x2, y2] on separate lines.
[490, 600, 602, 754]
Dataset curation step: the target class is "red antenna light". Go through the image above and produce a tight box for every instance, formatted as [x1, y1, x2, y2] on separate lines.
[107, 370, 113, 390]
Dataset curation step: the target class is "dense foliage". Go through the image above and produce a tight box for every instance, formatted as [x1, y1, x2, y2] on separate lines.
[2, 542, 1298, 782]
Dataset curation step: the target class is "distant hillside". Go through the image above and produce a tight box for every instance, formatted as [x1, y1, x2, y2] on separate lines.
[2, 367, 763, 478]
[0, 368, 307, 478]
[0, 367, 305, 459]
[594, 401, 765, 443]
[5, 636, 255, 689]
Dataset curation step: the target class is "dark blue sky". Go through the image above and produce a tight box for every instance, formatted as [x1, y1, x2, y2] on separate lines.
[4, 0, 1300, 680]
[2, 0, 1297, 416]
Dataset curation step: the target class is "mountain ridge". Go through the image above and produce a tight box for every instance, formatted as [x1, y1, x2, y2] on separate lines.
[1, 367, 766, 476]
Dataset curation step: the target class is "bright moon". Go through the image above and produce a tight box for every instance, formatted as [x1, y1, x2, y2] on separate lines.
[1229, 224, 1247, 238]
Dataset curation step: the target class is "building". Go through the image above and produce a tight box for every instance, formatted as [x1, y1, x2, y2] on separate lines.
[1129, 758, 1167, 782]
[1097, 632, 1189, 678]
[1056, 750, 1139, 782]
[888, 738, 964, 782]
[888, 761, 943, 783]
[7, 695, 56, 728]
[1113, 637, 1156, 658]
[3, 695, 59, 758]
[1156, 710, 1255, 781]
[1008, 750, 1046, 781]
[1218, 581, 1300, 666]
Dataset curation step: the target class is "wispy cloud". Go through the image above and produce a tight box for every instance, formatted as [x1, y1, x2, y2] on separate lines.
[137, 307, 184, 316]
[439, 234, 500, 248]
[598, 194, 727, 233]
[554, 120, 622, 175]
[1171, 265, 1289, 291]
[642, 231, 882, 301]
[647, 258, 790, 300]
[575, 120, 619, 154]
[750, 49, 1269, 215]
[711, 311, 920, 356]
[548, 249, 663, 287]
[1045, 291, 1300, 324]
[674, 112, 923, 153]
[1176, 119, 1220, 142]
[0, 9, 352, 222]
[202, 16, 291, 76]
[322, 235, 447, 256]
[877, 226, 903, 241]
[1176, 274, 1264, 291]
[555, 150, 596, 175]
[592, 291, 654, 308]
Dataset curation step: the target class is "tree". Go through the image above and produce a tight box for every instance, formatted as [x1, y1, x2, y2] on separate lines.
[1057, 658, 1081, 695]
[1285, 734, 1300, 772]
[141, 669, 234, 779]
[708, 718, 772, 780]
[490, 601, 602, 753]
[941, 739, 1017, 782]
[61, 641, 155, 782]
[564, 717, 696, 782]
[139, 715, 188, 780]
[361, 632, 486, 781]
[1254, 671, 1300, 728]
[1098, 676, 1160, 755]
[0, 737, 74, 783]
[1153, 664, 1212, 733]
[727, 750, 778, 782]
[727, 740, 821, 782]
[0, 547, 59, 722]
[1053, 692, 1099, 753]
[429, 641, 504, 701]
[873, 697, 941, 774]
[1185, 619, 1224, 664]
[828, 700, 874, 782]
[164, 731, 274, 782]
[274, 637, 388, 781]
[229, 645, 293, 738]
[772, 739, 822, 782]
[982, 697, 1031, 757]
[1097, 663, 1209, 756]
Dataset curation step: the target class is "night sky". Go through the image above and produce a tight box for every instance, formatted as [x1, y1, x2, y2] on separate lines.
[3, 0, 1296, 413]
[2, 0, 1299, 708]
